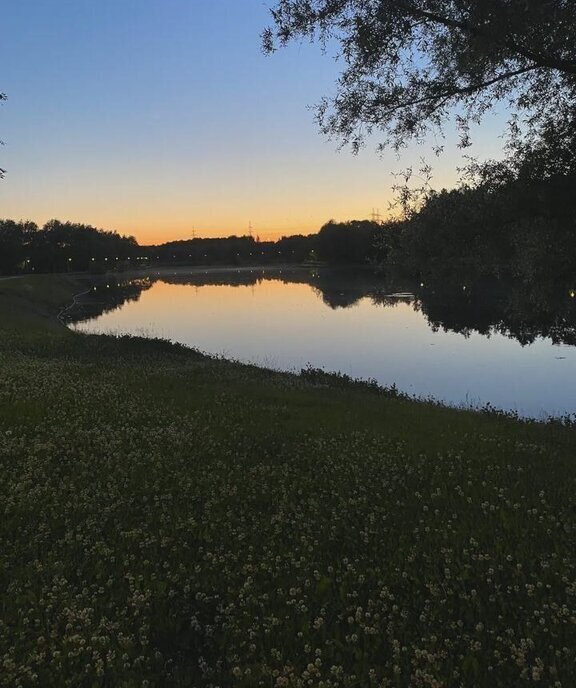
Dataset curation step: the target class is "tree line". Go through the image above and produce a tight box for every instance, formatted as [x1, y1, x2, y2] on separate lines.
[380, 164, 576, 292]
[0, 219, 138, 275]
[4, 165, 576, 294]
[262, 0, 576, 295]
[154, 220, 385, 267]
[0, 217, 386, 276]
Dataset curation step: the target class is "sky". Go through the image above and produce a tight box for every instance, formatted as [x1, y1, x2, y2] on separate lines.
[1, 1, 507, 245]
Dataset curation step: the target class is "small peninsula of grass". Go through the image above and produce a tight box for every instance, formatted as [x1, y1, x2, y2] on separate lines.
[0, 275, 575, 687]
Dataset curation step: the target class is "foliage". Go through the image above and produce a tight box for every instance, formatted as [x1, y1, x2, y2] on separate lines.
[263, 1, 576, 159]
[0, 219, 389, 276]
[154, 227, 386, 267]
[0, 220, 37, 275]
[0, 219, 138, 275]
[0, 276, 575, 687]
[388, 171, 576, 286]
[316, 219, 386, 264]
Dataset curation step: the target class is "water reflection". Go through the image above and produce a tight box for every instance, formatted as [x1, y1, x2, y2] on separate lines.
[64, 277, 154, 324]
[66, 267, 576, 347]
[68, 267, 576, 417]
[416, 280, 576, 346]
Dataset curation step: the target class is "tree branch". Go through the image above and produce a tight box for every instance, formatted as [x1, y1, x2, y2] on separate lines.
[368, 64, 541, 119]
[392, 1, 576, 76]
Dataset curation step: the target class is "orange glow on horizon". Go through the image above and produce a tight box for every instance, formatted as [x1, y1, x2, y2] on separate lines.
[129, 212, 391, 246]
[136, 225, 322, 246]
[2, 170, 399, 245]
[110, 204, 397, 245]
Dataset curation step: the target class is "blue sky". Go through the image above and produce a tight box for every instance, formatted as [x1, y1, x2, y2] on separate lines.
[0, 1, 506, 243]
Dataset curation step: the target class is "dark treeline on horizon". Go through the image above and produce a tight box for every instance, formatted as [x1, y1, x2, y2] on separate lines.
[0, 217, 385, 275]
[385, 171, 576, 291]
[3, 166, 576, 294]
[0, 219, 139, 275]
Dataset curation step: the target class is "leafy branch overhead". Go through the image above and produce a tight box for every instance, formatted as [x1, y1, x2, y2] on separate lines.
[263, 1, 576, 155]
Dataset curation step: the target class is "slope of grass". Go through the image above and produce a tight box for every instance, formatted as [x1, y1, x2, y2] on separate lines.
[0, 275, 574, 687]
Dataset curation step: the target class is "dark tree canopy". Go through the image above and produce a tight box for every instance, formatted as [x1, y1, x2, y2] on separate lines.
[263, 1, 576, 161]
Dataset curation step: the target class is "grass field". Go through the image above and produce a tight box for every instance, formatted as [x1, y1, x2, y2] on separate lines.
[0, 275, 575, 687]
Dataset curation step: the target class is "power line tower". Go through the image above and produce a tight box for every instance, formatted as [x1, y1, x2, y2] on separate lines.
[370, 208, 383, 224]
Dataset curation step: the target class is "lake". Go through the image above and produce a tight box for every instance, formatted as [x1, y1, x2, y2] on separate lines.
[69, 267, 576, 419]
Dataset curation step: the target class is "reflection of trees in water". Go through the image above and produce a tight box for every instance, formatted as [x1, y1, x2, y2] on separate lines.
[160, 267, 402, 310]
[160, 271, 265, 288]
[415, 279, 576, 346]
[63, 278, 153, 324]
[281, 269, 407, 309]
[370, 292, 413, 309]
[70, 269, 576, 347]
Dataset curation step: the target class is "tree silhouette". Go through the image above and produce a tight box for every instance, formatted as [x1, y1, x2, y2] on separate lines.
[263, 1, 576, 159]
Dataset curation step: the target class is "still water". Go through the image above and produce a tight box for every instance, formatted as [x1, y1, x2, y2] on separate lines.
[70, 267, 576, 419]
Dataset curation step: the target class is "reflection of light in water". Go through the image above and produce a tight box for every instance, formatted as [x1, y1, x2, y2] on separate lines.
[71, 271, 576, 419]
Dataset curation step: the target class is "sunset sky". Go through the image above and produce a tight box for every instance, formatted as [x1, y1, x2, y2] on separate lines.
[1, 1, 506, 245]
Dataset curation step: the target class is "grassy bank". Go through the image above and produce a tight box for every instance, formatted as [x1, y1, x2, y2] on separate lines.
[0, 275, 575, 687]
